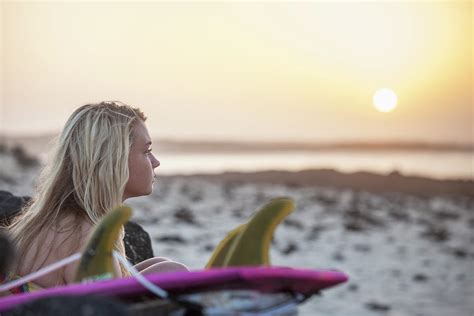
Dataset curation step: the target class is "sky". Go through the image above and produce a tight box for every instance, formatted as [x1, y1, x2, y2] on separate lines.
[0, 1, 472, 144]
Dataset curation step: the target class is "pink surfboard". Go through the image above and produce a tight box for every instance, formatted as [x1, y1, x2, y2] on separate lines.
[0, 266, 348, 313]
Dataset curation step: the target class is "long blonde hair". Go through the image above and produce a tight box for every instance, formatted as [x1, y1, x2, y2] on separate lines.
[8, 101, 146, 278]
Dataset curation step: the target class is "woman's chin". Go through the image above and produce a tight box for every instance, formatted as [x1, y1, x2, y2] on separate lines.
[146, 185, 154, 195]
[140, 183, 154, 197]
[123, 188, 154, 201]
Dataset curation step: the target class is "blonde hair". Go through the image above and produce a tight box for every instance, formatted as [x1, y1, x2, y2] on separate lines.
[8, 101, 146, 278]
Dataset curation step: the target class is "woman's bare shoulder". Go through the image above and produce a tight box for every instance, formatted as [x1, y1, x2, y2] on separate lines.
[19, 216, 94, 288]
[61, 217, 94, 284]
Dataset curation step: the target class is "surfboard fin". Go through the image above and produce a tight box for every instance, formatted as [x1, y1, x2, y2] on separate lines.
[205, 224, 246, 268]
[74, 205, 132, 283]
[206, 198, 295, 268]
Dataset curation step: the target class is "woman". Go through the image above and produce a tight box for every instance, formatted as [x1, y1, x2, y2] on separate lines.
[7, 101, 188, 288]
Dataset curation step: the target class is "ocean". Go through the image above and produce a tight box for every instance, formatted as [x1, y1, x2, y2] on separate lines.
[156, 150, 473, 180]
[4, 135, 472, 180]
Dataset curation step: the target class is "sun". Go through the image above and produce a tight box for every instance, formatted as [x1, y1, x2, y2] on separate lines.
[373, 88, 398, 113]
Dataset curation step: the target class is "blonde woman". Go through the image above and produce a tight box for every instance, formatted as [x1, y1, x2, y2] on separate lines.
[7, 101, 188, 289]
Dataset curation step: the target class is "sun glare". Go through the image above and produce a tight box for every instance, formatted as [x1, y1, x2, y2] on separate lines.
[373, 89, 397, 113]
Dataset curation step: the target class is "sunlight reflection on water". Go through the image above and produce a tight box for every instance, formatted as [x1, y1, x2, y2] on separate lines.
[156, 150, 473, 180]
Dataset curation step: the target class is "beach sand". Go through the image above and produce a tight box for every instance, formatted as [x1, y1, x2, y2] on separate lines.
[1, 151, 473, 316]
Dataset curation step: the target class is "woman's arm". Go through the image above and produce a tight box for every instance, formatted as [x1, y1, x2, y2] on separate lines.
[135, 257, 189, 274]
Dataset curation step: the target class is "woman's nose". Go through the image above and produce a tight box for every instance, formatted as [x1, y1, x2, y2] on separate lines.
[151, 154, 160, 168]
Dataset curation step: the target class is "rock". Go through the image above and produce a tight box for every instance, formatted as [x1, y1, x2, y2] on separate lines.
[0, 191, 30, 226]
[4, 295, 129, 316]
[305, 224, 327, 241]
[433, 210, 460, 221]
[344, 221, 365, 232]
[281, 242, 298, 255]
[179, 183, 191, 195]
[353, 243, 371, 253]
[416, 217, 432, 226]
[412, 273, 429, 283]
[468, 217, 474, 229]
[312, 194, 338, 205]
[447, 247, 469, 259]
[0, 232, 15, 275]
[155, 234, 187, 244]
[203, 244, 214, 252]
[388, 210, 411, 222]
[332, 252, 345, 262]
[421, 225, 450, 242]
[189, 193, 202, 202]
[0, 172, 15, 185]
[10, 145, 40, 168]
[344, 209, 385, 230]
[173, 207, 199, 226]
[347, 283, 359, 292]
[342, 205, 386, 233]
[365, 301, 391, 312]
[123, 221, 154, 265]
[283, 218, 304, 230]
[254, 191, 267, 205]
[222, 182, 237, 200]
[232, 208, 244, 219]
[0, 191, 154, 266]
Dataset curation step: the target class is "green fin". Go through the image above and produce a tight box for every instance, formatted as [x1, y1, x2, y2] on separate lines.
[224, 198, 294, 266]
[206, 224, 246, 268]
[74, 205, 132, 283]
[207, 198, 294, 268]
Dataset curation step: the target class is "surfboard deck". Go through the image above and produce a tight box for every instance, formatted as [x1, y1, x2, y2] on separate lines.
[0, 267, 348, 313]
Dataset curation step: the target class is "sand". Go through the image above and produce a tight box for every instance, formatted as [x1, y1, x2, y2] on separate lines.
[1, 151, 473, 316]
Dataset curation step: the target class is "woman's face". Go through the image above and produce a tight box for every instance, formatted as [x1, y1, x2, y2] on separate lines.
[123, 120, 160, 201]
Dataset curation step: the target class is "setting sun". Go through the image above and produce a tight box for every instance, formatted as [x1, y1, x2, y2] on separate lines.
[1, 2, 471, 143]
[373, 89, 398, 113]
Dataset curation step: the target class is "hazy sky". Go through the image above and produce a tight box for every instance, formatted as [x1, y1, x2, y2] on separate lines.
[1, 1, 472, 143]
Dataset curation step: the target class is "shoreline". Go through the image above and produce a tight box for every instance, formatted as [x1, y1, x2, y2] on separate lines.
[160, 168, 474, 198]
[1, 145, 472, 198]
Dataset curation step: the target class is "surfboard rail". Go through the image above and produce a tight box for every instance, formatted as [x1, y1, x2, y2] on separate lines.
[0, 266, 348, 313]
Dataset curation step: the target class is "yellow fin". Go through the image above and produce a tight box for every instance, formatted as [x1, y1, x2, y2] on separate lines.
[223, 198, 294, 266]
[206, 198, 294, 268]
[206, 224, 246, 268]
[74, 205, 132, 282]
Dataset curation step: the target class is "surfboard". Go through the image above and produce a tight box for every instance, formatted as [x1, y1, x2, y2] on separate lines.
[0, 266, 348, 314]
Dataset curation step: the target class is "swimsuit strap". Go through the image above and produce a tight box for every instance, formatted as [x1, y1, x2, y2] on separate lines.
[0, 272, 42, 295]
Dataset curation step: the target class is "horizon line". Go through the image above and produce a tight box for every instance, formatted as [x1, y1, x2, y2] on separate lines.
[1, 133, 472, 152]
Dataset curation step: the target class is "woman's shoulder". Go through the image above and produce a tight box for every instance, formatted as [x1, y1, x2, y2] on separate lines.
[18, 216, 93, 288]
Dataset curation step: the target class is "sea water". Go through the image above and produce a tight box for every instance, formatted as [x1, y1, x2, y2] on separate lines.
[156, 150, 473, 180]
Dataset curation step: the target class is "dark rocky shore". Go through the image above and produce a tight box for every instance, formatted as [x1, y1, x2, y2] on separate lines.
[165, 168, 473, 198]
